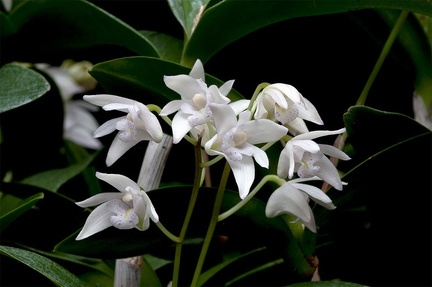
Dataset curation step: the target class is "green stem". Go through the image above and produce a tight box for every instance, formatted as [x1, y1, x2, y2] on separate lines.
[247, 82, 270, 111]
[190, 161, 231, 287]
[356, 10, 409, 106]
[218, 174, 284, 222]
[171, 142, 203, 287]
[155, 221, 181, 243]
[200, 154, 223, 168]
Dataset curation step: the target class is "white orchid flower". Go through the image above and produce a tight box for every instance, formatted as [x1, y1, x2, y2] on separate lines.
[254, 83, 323, 135]
[75, 172, 159, 240]
[159, 59, 235, 144]
[278, 128, 350, 190]
[205, 103, 288, 199]
[83, 94, 163, 166]
[35, 61, 102, 150]
[265, 177, 335, 232]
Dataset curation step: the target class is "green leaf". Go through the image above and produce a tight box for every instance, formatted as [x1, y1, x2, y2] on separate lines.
[343, 105, 430, 159]
[183, 0, 432, 65]
[0, 192, 44, 231]
[89, 56, 244, 107]
[0, 63, 50, 113]
[0, 245, 87, 287]
[7, 0, 158, 57]
[310, 106, 431, 282]
[139, 30, 183, 63]
[0, 11, 14, 38]
[167, 0, 210, 39]
[20, 152, 97, 192]
[140, 254, 163, 287]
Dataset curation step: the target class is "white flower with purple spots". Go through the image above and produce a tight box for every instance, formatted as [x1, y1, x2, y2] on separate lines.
[75, 172, 158, 240]
[278, 128, 350, 190]
[159, 59, 235, 144]
[205, 103, 288, 199]
[254, 83, 323, 135]
[84, 94, 163, 166]
[265, 177, 335, 232]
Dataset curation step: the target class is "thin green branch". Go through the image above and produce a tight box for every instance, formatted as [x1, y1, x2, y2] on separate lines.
[190, 161, 231, 287]
[171, 141, 203, 287]
[357, 10, 409, 105]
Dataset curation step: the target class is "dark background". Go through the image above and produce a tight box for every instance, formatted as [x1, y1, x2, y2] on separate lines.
[1, 1, 430, 286]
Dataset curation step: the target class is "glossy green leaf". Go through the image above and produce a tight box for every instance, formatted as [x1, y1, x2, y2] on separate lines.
[0, 192, 44, 231]
[0, 63, 50, 113]
[20, 152, 97, 193]
[309, 106, 431, 282]
[89, 57, 244, 107]
[183, 0, 432, 65]
[139, 30, 183, 63]
[7, 0, 158, 57]
[343, 105, 430, 158]
[167, 0, 210, 39]
[12, 244, 114, 277]
[0, 245, 87, 287]
[140, 255, 163, 287]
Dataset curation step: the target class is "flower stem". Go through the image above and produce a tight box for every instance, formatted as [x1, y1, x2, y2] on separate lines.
[247, 82, 270, 111]
[171, 141, 203, 287]
[357, 10, 409, 106]
[190, 161, 231, 287]
[218, 174, 284, 222]
[155, 221, 181, 243]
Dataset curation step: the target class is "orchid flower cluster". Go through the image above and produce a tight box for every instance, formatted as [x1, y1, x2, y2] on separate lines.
[76, 59, 350, 242]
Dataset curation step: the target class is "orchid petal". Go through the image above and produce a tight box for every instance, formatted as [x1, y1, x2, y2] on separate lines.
[242, 119, 287, 144]
[291, 182, 336, 209]
[64, 126, 103, 150]
[93, 117, 125, 138]
[277, 148, 290, 179]
[76, 202, 116, 240]
[229, 99, 250, 115]
[171, 111, 193, 144]
[294, 128, 346, 141]
[297, 96, 324, 125]
[96, 172, 141, 192]
[265, 88, 288, 109]
[266, 184, 312, 222]
[75, 192, 123, 208]
[108, 199, 139, 229]
[293, 139, 320, 153]
[163, 75, 205, 99]
[219, 80, 235, 97]
[285, 118, 309, 135]
[274, 83, 302, 104]
[159, 99, 184, 116]
[105, 134, 141, 166]
[229, 156, 255, 199]
[319, 144, 351, 160]
[251, 145, 269, 168]
[209, 103, 237, 135]
[188, 59, 205, 80]
[315, 157, 344, 190]
[84, 94, 136, 107]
